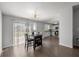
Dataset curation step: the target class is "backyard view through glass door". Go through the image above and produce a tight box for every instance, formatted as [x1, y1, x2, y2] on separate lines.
[13, 23, 26, 46]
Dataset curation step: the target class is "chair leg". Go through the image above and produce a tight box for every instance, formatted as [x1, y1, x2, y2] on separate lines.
[27, 43, 28, 51]
[33, 46, 35, 51]
[41, 40, 42, 47]
[41, 44, 42, 47]
[25, 43, 26, 47]
[33, 44, 35, 51]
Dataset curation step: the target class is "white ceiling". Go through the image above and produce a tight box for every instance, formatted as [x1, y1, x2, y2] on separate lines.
[0, 2, 79, 23]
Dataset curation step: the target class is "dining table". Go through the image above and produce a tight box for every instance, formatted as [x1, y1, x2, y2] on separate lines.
[25, 34, 42, 50]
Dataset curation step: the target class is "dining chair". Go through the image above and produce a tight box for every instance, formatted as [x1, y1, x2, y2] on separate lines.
[33, 35, 42, 50]
[25, 34, 34, 51]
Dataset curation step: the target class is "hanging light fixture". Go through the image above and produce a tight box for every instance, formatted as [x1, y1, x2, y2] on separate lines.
[33, 8, 38, 20]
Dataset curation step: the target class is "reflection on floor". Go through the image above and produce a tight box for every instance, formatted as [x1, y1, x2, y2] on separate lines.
[1, 36, 79, 57]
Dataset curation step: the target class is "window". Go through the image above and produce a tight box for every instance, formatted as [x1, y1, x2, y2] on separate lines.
[47, 24, 50, 29]
[28, 23, 32, 35]
[44, 24, 50, 30]
[33, 23, 37, 31]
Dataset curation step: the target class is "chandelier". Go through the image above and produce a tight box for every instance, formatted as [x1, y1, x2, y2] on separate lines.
[33, 8, 38, 20]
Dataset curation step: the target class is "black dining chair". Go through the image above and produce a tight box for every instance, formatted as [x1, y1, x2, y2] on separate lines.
[33, 35, 42, 50]
[25, 34, 34, 51]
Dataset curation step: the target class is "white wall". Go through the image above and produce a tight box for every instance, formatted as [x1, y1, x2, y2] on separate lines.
[2, 15, 13, 48]
[0, 11, 2, 54]
[59, 6, 73, 48]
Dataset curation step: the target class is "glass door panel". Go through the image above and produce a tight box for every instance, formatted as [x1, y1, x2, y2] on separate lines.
[13, 23, 26, 46]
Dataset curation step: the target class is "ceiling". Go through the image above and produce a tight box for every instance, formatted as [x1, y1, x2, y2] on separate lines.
[0, 2, 79, 24]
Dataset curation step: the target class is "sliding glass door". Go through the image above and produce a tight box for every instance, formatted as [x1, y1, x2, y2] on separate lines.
[13, 23, 26, 46]
[13, 22, 37, 46]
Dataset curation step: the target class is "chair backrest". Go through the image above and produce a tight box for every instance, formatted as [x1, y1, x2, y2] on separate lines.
[32, 32, 34, 36]
[25, 34, 29, 41]
[34, 35, 42, 40]
[34, 35, 42, 47]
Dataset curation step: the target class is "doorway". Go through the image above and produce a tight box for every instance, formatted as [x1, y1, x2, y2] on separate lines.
[73, 5, 79, 48]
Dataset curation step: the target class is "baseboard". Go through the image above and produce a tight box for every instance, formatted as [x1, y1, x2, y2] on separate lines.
[2, 44, 13, 49]
[0, 48, 2, 55]
[59, 43, 73, 48]
[2, 42, 25, 49]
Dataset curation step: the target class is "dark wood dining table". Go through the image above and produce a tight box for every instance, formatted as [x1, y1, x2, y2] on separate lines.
[25, 34, 42, 50]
